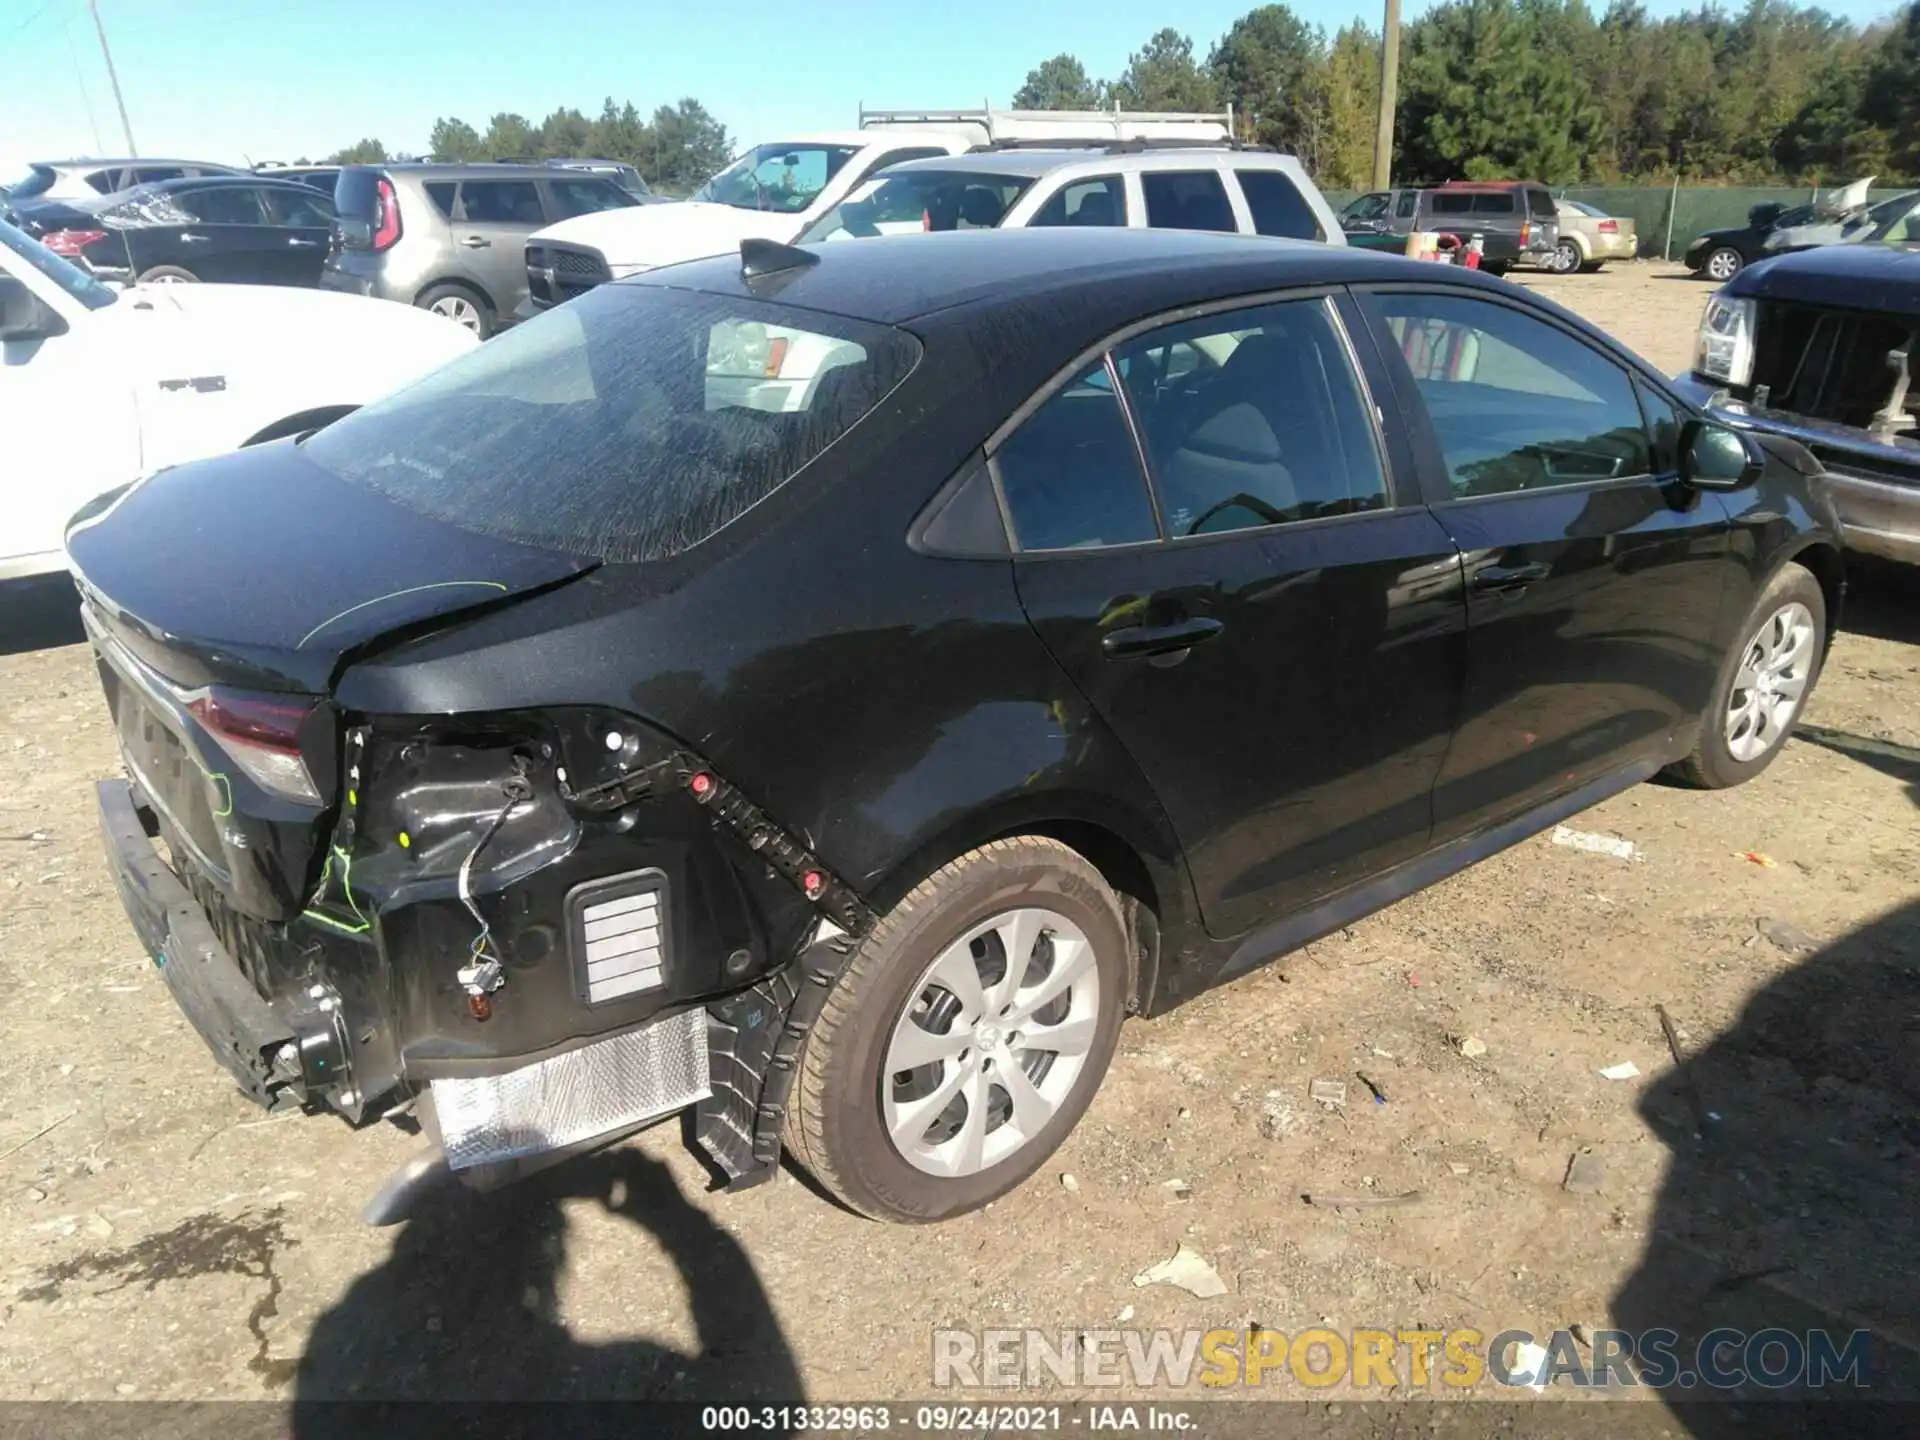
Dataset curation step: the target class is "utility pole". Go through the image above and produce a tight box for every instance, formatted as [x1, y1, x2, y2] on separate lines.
[1372, 0, 1401, 191]
[87, 0, 136, 157]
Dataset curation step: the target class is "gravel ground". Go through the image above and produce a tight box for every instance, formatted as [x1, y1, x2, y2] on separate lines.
[0, 264, 1915, 1422]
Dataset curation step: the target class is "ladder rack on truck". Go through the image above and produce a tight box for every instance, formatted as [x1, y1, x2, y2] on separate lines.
[857, 105, 1237, 150]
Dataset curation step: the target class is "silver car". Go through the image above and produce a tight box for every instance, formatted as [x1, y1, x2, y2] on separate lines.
[320, 163, 640, 337]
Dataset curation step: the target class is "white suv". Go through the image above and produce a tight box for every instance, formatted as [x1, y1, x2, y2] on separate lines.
[521, 108, 1275, 311]
[794, 147, 1342, 245]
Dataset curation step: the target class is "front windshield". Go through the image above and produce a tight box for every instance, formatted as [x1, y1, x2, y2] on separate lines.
[1867, 194, 1920, 244]
[0, 219, 117, 311]
[1343, 193, 1389, 223]
[691, 144, 860, 214]
[799, 170, 1033, 242]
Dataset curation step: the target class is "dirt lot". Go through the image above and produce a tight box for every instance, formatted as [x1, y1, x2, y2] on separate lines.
[0, 264, 1915, 1422]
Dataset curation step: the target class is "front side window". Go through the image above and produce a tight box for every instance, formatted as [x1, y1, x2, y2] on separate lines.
[994, 363, 1159, 551]
[692, 144, 861, 214]
[1375, 291, 1650, 498]
[264, 188, 335, 227]
[1343, 193, 1389, 222]
[546, 177, 641, 219]
[1028, 176, 1127, 228]
[1115, 299, 1387, 536]
[800, 170, 1033, 241]
[177, 186, 267, 225]
[1141, 171, 1237, 233]
[458, 180, 544, 225]
[1396, 190, 1420, 218]
[302, 284, 920, 563]
[1234, 169, 1322, 241]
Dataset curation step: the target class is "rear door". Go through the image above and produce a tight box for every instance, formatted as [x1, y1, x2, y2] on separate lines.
[998, 292, 1466, 939]
[1139, 170, 1241, 234]
[168, 184, 276, 282]
[260, 185, 336, 285]
[1355, 286, 1730, 841]
[450, 178, 547, 311]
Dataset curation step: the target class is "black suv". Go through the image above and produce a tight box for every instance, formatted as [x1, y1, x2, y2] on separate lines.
[73, 229, 1840, 1225]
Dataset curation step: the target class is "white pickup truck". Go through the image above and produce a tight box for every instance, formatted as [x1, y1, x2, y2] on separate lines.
[1, 222, 476, 582]
[522, 106, 1236, 311]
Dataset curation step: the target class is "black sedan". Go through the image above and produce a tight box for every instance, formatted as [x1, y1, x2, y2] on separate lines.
[1683, 202, 1812, 282]
[69, 228, 1842, 1225]
[27, 174, 336, 286]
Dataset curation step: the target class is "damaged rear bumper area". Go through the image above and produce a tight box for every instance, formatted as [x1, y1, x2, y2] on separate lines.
[94, 700, 875, 1222]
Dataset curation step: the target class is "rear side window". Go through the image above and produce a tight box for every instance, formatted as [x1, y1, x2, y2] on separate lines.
[1471, 193, 1516, 216]
[134, 166, 187, 186]
[801, 170, 1032, 240]
[84, 169, 124, 195]
[1234, 169, 1322, 240]
[1396, 190, 1419, 218]
[1115, 299, 1386, 536]
[178, 186, 267, 224]
[423, 181, 457, 219]
[1142, 171, 1237, 233]
[303, 285, 921, 563]
[459, 180, 544, 224]
[1028, 176, 1126, 228]
[8, 167, 57, 200]
[1429, 192, 1473, 216]
[546, 177, 639, 219]
[993, 364, 1159, 550]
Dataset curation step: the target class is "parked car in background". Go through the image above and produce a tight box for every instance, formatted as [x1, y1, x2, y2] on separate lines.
[544, 158, 659, 202]
[1338, 187, 1422, 250]
[521, 107, 1234, 310]
[4, 158, 242, 216]
[0, 219, 473, 583]
[320, 163, 642, 336]
[71, 228, 1839, 1227]
[26, 176, 338, 286]
[1418, 182, 1560, 273]
[1675, 240, 1920, 566]
[1546, 199, 1637, 272]
[256, 164, 341, 194]
[1684, 202, 1812, 281]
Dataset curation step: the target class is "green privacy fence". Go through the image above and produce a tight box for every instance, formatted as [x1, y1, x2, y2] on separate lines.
[1321, 185, 1905, 260]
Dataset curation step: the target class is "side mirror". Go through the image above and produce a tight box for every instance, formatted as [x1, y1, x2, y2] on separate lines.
[0, 275, 68, 342]
[1679, 417, 1763, 491]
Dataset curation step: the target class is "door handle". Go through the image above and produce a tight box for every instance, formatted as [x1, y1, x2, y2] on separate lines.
[178, 232, 210, 243]
[1101, 616, 1225, 659]
[461, 235, 492, 248]
[287, 237, 320, 247]
[1470, 561, 1550, 593]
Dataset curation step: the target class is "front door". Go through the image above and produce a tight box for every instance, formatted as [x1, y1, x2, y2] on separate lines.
[166, 184, 277, 283]
[1355, 286, 1731, 842]
[260, 186, 336, 286]
[997, 293, 1467, 939]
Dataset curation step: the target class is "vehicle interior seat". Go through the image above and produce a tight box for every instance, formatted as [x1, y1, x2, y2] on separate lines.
[958, 187, 1003, 229]
[1069, 191, 1117, 226]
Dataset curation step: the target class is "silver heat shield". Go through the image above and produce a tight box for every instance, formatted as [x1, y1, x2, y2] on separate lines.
[432, 1007, 710, 1171]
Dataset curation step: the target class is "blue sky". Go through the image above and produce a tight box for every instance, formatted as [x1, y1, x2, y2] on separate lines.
[2, 0, 1907, 179]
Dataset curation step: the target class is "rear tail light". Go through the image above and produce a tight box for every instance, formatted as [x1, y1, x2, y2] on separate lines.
[188, 687, 322, 803]
[1520, 221, 1532, 246]
[764, 336, 790, 377]
[1598, 219, 1619, 233]
[371, 178, 402, 252]
[42, 229, 106, 257]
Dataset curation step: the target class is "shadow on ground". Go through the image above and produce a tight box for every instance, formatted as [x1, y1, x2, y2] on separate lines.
[0, 574, 84, 656]
[291, 1146, 802, 1430]
[1614, 895, 1920, 1434]
[1838, 558, 1920, 647]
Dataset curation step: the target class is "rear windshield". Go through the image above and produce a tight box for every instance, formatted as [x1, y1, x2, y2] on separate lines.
[334, 167, 382, 219]
[799, 170, 1033, 242]
[302, 284, 921, 563]
[1430, 191, 1516, 216]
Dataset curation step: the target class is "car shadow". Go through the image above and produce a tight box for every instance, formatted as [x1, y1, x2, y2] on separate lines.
[291, 1145, 804, 1430]
[1838, 558, 1920, 646]
[1792, 725, 1920, 801]
[1612, 897, 1920, 1431]
[0, 574, 84, 656]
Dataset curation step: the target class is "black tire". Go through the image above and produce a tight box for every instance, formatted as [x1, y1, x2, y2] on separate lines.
[1481, 260, 1512, 277]
[1668, 561, 1826, 789]
[785, 836, 1130, 1223]
[1704, 246, 1743, 283]
[1550, 239, 1582, 274]
[137, 265, 199, 284]
[1579, 260, 1606, 273]
[415, 282, 494, 338]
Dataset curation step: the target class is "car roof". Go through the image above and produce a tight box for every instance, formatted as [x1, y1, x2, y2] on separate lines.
[1433, 180, 1544, 192]
[873, 147, 1296, 180]
[124, 173, 322, 193]
[632, 226, 1508, 330]
[37, 157, 230, 171]
[356, 162, 554, 178]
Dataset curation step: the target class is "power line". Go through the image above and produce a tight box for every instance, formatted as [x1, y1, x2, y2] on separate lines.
[6, 0, 71, 39]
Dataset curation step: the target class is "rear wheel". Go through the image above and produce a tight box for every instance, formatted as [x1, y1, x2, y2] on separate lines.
[785, 837, 1129, 1222]
[1668, 561, 1826, 789]
[1549, 239, 1582, 274]
[138, 265, 199, 284]
[1704, 246, 1743, 282]
[416, 283, 493, 338]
